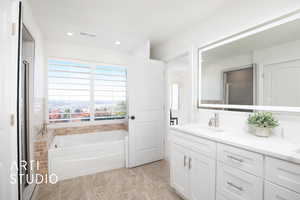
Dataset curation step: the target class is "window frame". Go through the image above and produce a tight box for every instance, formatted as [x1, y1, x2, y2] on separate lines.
[46, 57, 128, 128]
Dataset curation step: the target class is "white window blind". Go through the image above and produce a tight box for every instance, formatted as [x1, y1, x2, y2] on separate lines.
[48, 59, 127, 123]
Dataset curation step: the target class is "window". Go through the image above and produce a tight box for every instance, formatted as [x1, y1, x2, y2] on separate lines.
[48, 59, 127, 124]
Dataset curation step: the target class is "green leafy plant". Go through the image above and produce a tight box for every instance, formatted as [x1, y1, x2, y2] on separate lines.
[247, 112, 279, 129]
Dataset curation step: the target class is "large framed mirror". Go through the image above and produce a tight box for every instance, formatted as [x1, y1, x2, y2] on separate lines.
[198, 13, 300, 112]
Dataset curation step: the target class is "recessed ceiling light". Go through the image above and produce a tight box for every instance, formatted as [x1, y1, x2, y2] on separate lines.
[115, 40, 121, 45]
[67, 32, 73, 36]
[80, 32, 97, 37]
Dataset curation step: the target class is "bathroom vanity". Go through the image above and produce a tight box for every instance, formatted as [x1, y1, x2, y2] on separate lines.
[169, 125, 300, 200]
[178, 10, 300, 200]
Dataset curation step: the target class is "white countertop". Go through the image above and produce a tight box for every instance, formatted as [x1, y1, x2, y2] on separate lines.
[170, 124, 300, 165]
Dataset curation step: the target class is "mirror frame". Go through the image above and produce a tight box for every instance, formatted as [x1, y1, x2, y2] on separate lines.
[197, 10, 300, 113]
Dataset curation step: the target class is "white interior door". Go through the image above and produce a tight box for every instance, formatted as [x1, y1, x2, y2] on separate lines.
[128, 58, 165, 167]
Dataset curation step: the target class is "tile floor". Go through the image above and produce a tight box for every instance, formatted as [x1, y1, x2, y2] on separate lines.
[35, 160, 182, 200]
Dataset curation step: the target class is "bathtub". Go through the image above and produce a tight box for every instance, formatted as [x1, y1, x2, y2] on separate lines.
[48, 130, 128, 181]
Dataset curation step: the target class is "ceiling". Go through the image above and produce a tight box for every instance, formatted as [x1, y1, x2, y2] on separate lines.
[167, 53, 190, 71]
[27, 0, 227, 53]
[203, 18, 300, 62]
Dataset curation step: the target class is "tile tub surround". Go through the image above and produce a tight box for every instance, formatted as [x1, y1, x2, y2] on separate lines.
[32, 98, 49, 177]
[34, 126, 54, 177]
[34, 140, 49, 176]
[35, 160, 182, 200]
[52, 123, 127, 136]
[171, 124, 300, 164]
[34, 123, 127, 176]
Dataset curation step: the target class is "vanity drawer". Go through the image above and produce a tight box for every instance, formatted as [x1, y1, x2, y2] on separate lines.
[265, 181, 300, 200]
[265, 157, 300, 193]
[170, 130, 216, 159]
[217, 143, 263, 176]
[217, 163, 263, 200]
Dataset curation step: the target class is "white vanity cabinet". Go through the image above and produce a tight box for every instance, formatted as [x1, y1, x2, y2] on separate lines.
[217, 143, 263, 176]
[170, 131, 216, 200]
[217, 163, 263, 200]
[169, 129, 300, 200]
[265, 181, 300, 200]
[189, 150, 216, 200]
[170, 142, 190, 198]
[265, 157, 300, 193]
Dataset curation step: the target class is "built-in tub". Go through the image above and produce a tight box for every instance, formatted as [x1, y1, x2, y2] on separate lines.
[48, 130, 128, 181]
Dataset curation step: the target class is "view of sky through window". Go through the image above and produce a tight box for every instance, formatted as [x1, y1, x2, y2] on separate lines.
[48, 59, 127, 123]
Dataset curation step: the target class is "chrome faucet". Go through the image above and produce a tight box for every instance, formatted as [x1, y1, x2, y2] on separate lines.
[208, 113, 220, 128]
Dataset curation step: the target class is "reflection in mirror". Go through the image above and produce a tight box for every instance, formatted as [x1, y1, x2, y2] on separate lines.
[170, 83, 179, 111]
[200, 17, 300, 110]
[167, 53, 190, 124]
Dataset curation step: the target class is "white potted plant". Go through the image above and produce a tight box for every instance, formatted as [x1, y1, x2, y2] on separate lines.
[247, 112, 279, 137]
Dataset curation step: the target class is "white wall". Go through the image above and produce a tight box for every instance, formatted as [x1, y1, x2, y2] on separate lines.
[153, 1, 300, 145]
[152, 0, 300, 60]
[45, 41, 131, 65]
[23, 0, 46, 99]
[129, 40, 150, 60]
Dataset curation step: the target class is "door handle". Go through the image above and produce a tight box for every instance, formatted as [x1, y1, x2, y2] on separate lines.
[130, 116, 135, 120]
[184, 155, 187, 167]
[227, 181, 243, 191]
[189, 157, 192, 170]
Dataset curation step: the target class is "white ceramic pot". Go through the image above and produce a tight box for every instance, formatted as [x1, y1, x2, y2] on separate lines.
[254, 127, 273, 137]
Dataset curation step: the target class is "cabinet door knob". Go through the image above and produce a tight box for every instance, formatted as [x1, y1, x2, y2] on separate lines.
[130, 116, 135, 120]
